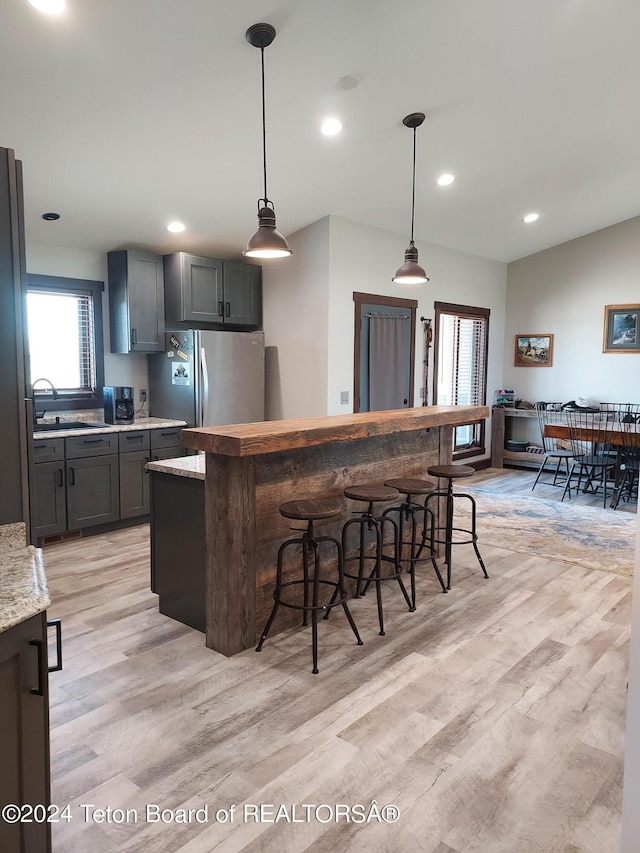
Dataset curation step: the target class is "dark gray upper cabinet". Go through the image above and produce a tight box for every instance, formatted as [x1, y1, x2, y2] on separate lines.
[164, 253, 223, 324]
[223, 261, 262, 326]
[108, 250, 165, 352]
[163, 253, 261, 328]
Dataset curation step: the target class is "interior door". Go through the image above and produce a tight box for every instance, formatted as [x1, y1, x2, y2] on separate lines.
[353, 294, 417, 413]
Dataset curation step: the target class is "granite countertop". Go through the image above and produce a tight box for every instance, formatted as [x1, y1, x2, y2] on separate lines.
[0, 522, 50, 634]
[33, 416, 187, 440]
[146, 454, 205, 480]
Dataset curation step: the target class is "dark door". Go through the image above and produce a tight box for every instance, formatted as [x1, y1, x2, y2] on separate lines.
[127, 251, 165, 352]
[32, 461, 66, 538]
[0, 613, 51, 853]
[119, 449, 151, 519]
[353, 293, 417, 413]
[223, 262, 262, 326]
[183, 255, 224, 324]
[66, 455, 119, 528]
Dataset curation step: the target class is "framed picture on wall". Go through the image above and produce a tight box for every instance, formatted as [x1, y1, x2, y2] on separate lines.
[603, 304, 640, 353]
[514, 334, 554, 367]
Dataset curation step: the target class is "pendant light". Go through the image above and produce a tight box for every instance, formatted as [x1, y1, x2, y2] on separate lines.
[392, 112, 429, 284]
[243, 23, 292, 259]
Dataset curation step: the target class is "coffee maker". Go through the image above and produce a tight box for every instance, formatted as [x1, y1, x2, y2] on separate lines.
[103, 386, 135, 424]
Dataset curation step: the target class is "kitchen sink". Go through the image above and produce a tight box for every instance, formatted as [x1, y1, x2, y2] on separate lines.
[33, 421, 107, 432]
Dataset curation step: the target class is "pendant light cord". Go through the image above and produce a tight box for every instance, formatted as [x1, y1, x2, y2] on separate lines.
[410, 126, 416, 244]
[261, 46, 268, 203]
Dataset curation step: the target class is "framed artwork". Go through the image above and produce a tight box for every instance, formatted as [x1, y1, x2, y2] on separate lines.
[603, 304, 640, 353]
[514, 334, 554, 367]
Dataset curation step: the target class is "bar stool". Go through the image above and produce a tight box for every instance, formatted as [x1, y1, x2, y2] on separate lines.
[340, 482, 411, 636]
[424, 465, 489, 590]
[382, 477, 447, 608]
[255, 498, 363, 674]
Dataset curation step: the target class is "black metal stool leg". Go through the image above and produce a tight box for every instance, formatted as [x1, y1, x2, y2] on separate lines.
[256, 538, 298, 652]
[334, 540, 363, 646]
[466, 494, 489, 578]
[445, 485, 454, 590]
[311, 540, 320, 674]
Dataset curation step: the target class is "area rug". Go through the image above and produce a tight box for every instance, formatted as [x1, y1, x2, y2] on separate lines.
[453, 488, 636, 577]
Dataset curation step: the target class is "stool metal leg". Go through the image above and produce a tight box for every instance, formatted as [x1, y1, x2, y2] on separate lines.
[256, 537, 301, 652]
[311, 539, 320, 674]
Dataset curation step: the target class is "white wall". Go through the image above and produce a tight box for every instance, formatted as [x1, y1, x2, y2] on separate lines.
[327, 218, 508, 457]
[263, 216, 507, 457]
[25, 242, 149, 397]
[262, 217, 330, 420]
[504, 215, 640, 405]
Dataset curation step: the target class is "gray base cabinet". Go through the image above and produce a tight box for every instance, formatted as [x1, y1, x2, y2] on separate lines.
[31, 461, 66, 537]
[32, 428, 184, 539]
[0, 612, 51, 853]
[66, 455, 119, 529]
[119, 430, 151, 519]
[164, 252, 262, 328]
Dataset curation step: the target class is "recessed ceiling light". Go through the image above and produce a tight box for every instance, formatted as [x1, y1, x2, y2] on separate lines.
[42, 212, 60, 221]
[523, 212, 539, 223]
[28, 0, 66, 13]
[437, 173, 455, 186]
[320, 117, 342, 137]
[167, 221, 186, 233]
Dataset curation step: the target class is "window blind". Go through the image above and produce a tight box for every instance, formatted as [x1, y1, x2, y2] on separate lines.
[437, 313, 487, 407]
[27, 289, 97, 393]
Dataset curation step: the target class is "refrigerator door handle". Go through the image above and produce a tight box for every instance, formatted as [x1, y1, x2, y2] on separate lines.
[200, 346, 209, 426]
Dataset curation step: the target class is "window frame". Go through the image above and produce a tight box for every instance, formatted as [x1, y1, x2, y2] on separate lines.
[432, 300, 490, 460]
[26, 273, 105, 412]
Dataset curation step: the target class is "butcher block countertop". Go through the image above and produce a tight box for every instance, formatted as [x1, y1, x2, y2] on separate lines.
[182, 405, 490, 457]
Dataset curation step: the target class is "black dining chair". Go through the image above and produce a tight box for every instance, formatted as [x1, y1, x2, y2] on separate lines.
[609, 404, 640, 509]
[531, 403, 576, 492]
[561, 410, 619, 507]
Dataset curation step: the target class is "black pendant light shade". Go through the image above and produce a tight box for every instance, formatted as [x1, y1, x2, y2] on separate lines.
[393, 112, 429, 284]
[243, 23, 292, 259]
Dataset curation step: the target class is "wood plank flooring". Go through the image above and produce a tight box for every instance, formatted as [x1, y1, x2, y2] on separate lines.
[43, 469, 632, 852]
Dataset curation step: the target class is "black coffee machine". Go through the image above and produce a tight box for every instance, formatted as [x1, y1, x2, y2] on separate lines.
[103, 386, 135, 424]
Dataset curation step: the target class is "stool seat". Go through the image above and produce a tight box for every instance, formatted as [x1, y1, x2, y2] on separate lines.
[344, 483, 399, 502]
[384, 477, 436, 495]
[427, 464, 474, 480]
[279, 499, 341, 521]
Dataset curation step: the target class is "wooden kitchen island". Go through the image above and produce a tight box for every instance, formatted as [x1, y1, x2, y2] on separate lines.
[180, 405, 488, 656]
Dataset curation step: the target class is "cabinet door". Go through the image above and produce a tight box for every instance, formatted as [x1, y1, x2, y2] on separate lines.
[0, 613, 51, 853]
[223, 261, 262, 327]
[164, 253, 224, 324]
[119, 449, 151, 519]
[66, 455, 119, 529]
[32, 461, 67, 538]
[108, 250, 164, 353]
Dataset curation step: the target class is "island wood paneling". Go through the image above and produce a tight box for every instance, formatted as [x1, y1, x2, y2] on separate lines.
[204, 422, 458, 656]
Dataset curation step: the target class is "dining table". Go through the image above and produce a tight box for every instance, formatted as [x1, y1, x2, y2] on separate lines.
[544, 421, 640, 507]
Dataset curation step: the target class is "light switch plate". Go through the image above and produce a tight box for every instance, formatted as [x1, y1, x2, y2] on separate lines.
[340, 391, 349, 404]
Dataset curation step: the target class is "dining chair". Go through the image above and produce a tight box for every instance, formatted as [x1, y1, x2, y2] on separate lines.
[561, 410, 619, 507]
[610, 403, 640, 509]
[531, 403, 576, 492]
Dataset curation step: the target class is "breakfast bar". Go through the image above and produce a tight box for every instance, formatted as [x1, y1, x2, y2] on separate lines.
[180, 405, 488, 656]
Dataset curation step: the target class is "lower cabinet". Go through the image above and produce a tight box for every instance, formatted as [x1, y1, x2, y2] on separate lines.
[32, 427, 185, 539]
[120, 449, 151, 518]
[0, 612, 51, 853]
[66, 455, 120, 529]
[31, 460, 66, 537]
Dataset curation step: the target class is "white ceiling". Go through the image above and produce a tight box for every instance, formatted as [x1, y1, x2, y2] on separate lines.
[2, 0, 640, 264]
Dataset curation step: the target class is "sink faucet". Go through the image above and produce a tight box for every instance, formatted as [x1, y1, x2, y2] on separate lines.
[32, 378, 59, 426]
[32, 377, 59, 399]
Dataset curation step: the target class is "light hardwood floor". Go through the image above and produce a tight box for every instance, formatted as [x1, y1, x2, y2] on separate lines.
[44, 469, 633, 852]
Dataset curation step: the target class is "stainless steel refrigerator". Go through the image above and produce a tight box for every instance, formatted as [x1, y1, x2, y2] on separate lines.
[148, 329, 265, 427]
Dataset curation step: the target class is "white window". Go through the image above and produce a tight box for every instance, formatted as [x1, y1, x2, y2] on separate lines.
[434, 301, 490, 455]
